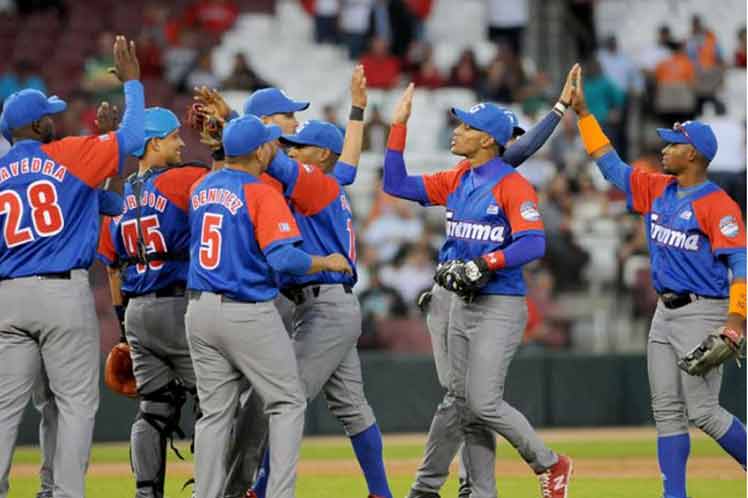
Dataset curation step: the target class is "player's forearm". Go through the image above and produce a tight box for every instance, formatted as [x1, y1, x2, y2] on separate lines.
[503, 110, 562, 167]
[383, 124, 429, 203]
[339, 118, 364, 169]
[578, 114, 629, 191]
[332, 162, 357, 186]
[114, 81, 145, 161]
[106, 267, 124, 306]
[266, 244, 312, 275]
[267, 150, 300, 197]
[481, 233, 545, 270]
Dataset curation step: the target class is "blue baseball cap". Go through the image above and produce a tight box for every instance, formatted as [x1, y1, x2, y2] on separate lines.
[657, 121, 718, 162]
[223, 115, 282, 157]
[243, 88, 310, 117]
[505, 109, 525, 136]
[132, 107, 181, 157]
[0, 89, 67, 142]
[450, 103, 513, 146]
[279, 120, 343, 155]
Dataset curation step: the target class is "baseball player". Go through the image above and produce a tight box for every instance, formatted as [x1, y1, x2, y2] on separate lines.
[241, 66, 392, 498]
[0, 35, 143, 498]
[572, 68, 746, 498]
[383, 85, 573, 498]
[97, 106, 211, 498]
[410, 66, 580, 498]
[186, 114, 352, 498]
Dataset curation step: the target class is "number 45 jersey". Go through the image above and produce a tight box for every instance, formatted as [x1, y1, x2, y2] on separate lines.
[0, 135, 121, 278]
[98, 165, 208, 296]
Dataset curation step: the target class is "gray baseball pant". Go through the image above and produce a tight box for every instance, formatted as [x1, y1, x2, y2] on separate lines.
[409, 285, 495, 498]
[125, 294, 197, 498]
[186, 292, 306, 498]
[648, 298, 735, 439]
[0, 270, 100, 498]
[32, 363, 57, 498]
[449, 294, 557, 498]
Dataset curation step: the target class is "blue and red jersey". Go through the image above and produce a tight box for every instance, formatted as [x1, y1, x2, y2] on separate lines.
[187, 168, 303, 302]
[0, 134, 120, 278]
[266, 157, 357, 288]
[419, 158, 544, 296]
[625, 167, 746, 297]
[98, 165, 209, 296]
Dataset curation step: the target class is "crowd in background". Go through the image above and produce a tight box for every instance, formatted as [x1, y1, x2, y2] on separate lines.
[0, 0, 745, 353]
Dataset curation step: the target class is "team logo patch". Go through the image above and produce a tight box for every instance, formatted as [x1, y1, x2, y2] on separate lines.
[98, 133, 111, 141]
[519, 201, 540, 221]
[719, 216, 739, 238]
[679, 210, 692, 220]
[486, 204, 499, 215]
[278, 222, 291, 232]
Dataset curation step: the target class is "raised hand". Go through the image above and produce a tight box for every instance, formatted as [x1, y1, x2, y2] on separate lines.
[570, 65, 590, 117]
[109, 35, 140, 83]
[95, 101, 120, 134]
[559, 63, 580, 106]
[392, 82, 415, 125]
[351, 64, 367, 109]
[193, 86, 232, 121]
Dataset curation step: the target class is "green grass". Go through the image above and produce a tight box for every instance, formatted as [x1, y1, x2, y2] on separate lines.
[7, 434, 746, 498]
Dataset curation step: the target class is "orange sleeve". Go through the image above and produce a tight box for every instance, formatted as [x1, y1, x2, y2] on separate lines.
[289, 162, 340, 216]
[259, 172, 284, 194]
[97, 216, 118, 266]
[422, 164, 468, 206]
[244, 183, 302, 251]
[41, 132, 120, 188]
[693, 191, 747, 254]
[496, 173, 544, 235]
[628, 168, 674, 214]
[154, 166, 210, 212]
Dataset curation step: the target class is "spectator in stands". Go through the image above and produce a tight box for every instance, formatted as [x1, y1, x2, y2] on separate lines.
[405, 0, 433, 40]
[182, 0, 238, 40]
[523, 266, 569, 350]
[369, 0, 415, 58]
[550, 112, 587, 179]
[222, 53, 271, 92]
[363, 104, 389, 151]
[186, 51, 221, 90]
[686, 15, 725, 114]
[485, 0, 528, 55]
[163, 29, 200, 90]
[142, 2, 172, 46]
[379, 240, 435, 303]
[360, 36, 401, 89]
[598, 35, 644, 98]
[309, 0, 340, 44]
[340, 0, 374, 60]
[477, 47, 527, 103]
[81, 31, 121, 101]
[735, 26, 746, 67]
[0, 59, 46, 103]
[322, 104, 343, 130]
[640, 25, 674, 75]
[411, 50, 444, 89]
[702, 105, 746, 210]
[358, 265, 409, 348]
[581, 57, 625, 151]
[653, 41, 696, 124]
[447, 48, 481, 90]
[136, 32, 164, 80]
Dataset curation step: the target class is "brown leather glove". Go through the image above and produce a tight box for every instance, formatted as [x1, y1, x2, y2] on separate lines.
[104, 342, 137, 398]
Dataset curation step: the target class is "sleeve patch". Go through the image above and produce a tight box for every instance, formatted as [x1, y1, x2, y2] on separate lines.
[720, 215, 740, 238]
[519, 201, 541, 221]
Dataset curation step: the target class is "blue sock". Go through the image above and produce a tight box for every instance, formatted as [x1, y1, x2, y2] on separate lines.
[253, 449, 270, 498]
[657, 433, 690, 498]
[717, 417, 747, 468]
[350, 424, 392, 498]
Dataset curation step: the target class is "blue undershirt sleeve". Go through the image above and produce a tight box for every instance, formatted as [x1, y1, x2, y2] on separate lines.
[503, 110, 562, 167]
[265, 243, 312, 275]
[502, 233, 546, 268]
[114, 80, 145, 169]
[595, 150, 633, 193]
[332, 161, 357, 186]
[266, 150, 301, 197]
[727, 251, 747, 279]
[382, 149, 430, 204]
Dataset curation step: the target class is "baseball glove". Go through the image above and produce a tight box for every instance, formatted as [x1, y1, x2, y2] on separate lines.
[678, 326, 746, 376]
[104, 342, 137, 398]
[436, 258, 492, 303]
[416, 289, 432, 313]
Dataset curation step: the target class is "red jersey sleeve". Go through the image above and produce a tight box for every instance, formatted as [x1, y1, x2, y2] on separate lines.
[693, 190, 747, 254]
[244, 183, 302, 251]
[259, 172, 284, 194]
[154, 166, 210, 212]
[627, 168, 674, 214]
[422, 162, 469, 206]
[97, 216, 118, 266]
[289, 162, 340, 216]
[496, 173, 544, 235]
[41, 132, 120, 188]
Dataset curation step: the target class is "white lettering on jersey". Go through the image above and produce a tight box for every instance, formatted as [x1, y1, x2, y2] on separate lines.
[190, 188, 245, 215]
[650, 221, 699, 251]
[446, 219, 505, 243]
[0, 157, 67, 186]
[278, 222, 290, 232]
[123, 192, 169, 214]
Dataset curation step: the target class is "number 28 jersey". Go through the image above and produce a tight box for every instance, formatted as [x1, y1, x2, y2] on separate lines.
[0, 135, 120, 278]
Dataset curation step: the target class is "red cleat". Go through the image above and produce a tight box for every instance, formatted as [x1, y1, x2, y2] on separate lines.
[538, 455, 573, 498]
[244, 490, 257, 498]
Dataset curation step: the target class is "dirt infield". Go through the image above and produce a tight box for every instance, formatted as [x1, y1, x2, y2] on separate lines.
[9, 428, 744, 480]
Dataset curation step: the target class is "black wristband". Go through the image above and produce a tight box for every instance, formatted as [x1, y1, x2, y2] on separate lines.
[211, 147, 225, 161]
[349, 106, 365, 121]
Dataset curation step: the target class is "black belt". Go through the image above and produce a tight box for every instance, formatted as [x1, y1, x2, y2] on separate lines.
[659, 291, 720, 310]
[126, 283, 187, 299]
[188, 290, 257, 304]
[0, 271, 71, 282]
[281, 283, 353, 306]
